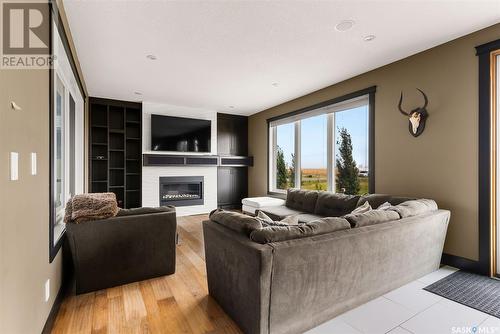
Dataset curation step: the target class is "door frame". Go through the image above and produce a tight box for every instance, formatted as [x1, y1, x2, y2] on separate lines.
[476, 39, 500, 276]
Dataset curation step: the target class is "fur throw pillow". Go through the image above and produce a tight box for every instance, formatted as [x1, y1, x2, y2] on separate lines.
[64, 192, 119, 224]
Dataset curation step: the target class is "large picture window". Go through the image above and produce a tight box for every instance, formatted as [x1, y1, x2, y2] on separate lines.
[268, 88, 375, 195]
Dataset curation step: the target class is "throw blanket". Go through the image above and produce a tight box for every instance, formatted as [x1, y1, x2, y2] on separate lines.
[64, 193, 119, 224]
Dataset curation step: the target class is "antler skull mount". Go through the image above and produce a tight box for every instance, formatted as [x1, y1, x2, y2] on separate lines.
[398, 88, 429, 137]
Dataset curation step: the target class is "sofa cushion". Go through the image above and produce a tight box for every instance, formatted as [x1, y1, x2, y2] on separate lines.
[297, 213, 324, 224]
[259, 206, 304, 221]
[377, 202, 392, 210]
[351, 201, 372, 215]
[357, 194, 414, 209]
[286, 189, 319, 213]
[250, 217, 350, 244]
[344, 209, 400, 228]
[388, 199, 438, 218]
[242, 197, 286, 208]
[256, 211, 299, 226]
[314, 192, 360, 217]
[209, 209, 262, 236]
[116, 206, 175, 217]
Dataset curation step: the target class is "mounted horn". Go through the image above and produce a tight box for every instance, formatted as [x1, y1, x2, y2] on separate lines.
[398, 92, 409, 116]
[397, 88, 430, 137]
[417, 88, 428, 109]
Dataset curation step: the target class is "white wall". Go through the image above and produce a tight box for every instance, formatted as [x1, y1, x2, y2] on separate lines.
[141, 102, 218, 216]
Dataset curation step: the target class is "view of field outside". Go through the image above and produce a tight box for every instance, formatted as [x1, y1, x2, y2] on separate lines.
[300, 114, 327, 190]
[275, 122, 295, 189]
[274, 105, 369, 195]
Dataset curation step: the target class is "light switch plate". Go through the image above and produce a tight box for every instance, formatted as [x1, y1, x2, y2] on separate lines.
[10, 152, 18, 181]
[45, 279, 50, 302]
[31, 152, 37, 175]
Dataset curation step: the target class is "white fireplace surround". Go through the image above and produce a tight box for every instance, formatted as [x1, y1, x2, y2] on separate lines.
[141, 102, 218, 216]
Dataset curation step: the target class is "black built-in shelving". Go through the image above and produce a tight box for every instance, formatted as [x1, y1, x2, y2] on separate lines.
[89, 97, 142, 208]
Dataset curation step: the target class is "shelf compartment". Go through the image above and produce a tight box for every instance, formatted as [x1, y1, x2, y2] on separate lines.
[126, 190, 140, 209]
[91, 182, 107, 193]
[110, 188, 124, 208]
[126, 141, 140, 160]
[109, 132, 124, 150]
[109, 106, 125, 130]
[91, 127, 107, 144]
[126, 108, 141, 123]
[126, 160, 141, 174]
[109, 151, 125, 169]
[110, 169, 124, 187]
[91, 145, 107, 158]
[126, 124, 140, 139]
[126, 174, 140, 190]
[91, 160, 107, 181]
[91, 104, 107, 126]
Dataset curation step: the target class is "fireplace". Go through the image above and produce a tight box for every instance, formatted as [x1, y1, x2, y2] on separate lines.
[159, 176, 204, 207]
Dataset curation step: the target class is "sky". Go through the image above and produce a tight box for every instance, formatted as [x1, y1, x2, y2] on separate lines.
[276, 105, 369, 169]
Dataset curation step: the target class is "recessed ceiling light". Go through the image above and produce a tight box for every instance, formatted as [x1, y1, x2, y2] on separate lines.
[229, 106, 235, 109]
[363, 35, 376, 42]
[134, 91, 142, 95]
[146, 54, 157, 60]
[335, 20, 355, 32]
[272, 82, 279, 87]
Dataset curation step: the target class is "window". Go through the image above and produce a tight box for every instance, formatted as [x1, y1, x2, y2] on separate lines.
[54, 76, 65, 226]
[50, 15, 85, 262]
[335, 105, 369, 194]
[268, 89, 374, 195]
[270, 123, 295, 190]
[300, 114, 327, 190]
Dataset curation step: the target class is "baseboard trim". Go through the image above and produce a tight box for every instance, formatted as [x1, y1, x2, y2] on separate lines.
[441, 253, 481, 274]
[41, 240, 73, 334]
[41, 280, 68, 334]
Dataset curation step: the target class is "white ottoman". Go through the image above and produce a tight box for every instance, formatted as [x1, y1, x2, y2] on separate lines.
[242, 196, 286, 215]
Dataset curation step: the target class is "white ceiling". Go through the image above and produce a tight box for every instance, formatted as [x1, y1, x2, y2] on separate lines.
[63, 0, 500, 116]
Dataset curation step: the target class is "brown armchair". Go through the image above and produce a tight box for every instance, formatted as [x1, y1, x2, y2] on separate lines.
[66, 206, 177, 294]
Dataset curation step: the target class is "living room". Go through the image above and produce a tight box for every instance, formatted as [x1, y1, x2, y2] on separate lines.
[1, 0, 500, 333]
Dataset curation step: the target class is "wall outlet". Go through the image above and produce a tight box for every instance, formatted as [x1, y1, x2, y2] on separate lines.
[31, 152, 37, 175]
[10, 152, 18, 181]
[45, 279, 50, 302]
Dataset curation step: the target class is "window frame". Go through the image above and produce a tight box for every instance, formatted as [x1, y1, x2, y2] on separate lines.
[49, 2, 87, 263]
[266, 86, 376, 196]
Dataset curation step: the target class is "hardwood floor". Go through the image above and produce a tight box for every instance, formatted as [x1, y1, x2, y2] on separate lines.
[52, 214, 242, 334]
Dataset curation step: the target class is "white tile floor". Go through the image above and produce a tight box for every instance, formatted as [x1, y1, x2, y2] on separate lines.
[307, 266, 500, 334]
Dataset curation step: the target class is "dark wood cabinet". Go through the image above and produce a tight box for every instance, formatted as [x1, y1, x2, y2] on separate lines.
[217, 113, 249, 209]
[217, 167, 248, 209]
[89, 98, 142, 208]
[217, 113, 248, 156]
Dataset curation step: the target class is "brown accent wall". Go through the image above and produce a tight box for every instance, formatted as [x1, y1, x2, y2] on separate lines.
[0, 3, 86, 333]
[249, 23, 500, 261]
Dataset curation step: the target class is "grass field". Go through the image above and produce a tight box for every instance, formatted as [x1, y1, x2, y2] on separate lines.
[300, 168, 368, 194]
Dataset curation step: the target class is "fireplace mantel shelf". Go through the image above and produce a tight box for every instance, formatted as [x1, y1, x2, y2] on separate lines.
[143, 154, 253, 167]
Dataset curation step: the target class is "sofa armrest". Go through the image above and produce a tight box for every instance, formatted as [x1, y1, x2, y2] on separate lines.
[203, 220, 274, 334]
[66, 211, 177, 294]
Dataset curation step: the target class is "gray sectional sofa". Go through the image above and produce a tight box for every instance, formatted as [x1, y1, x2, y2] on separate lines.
[203, 189, 450, 334]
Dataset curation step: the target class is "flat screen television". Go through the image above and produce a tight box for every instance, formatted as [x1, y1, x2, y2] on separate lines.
[151, 114, 211, 152]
